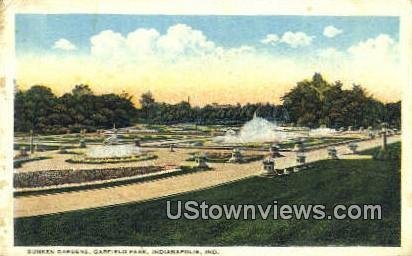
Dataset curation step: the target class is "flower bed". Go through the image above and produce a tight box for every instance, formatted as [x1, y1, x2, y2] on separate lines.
[13, 143, 77, 151]
[66, 153, 157, 164]
[186, 152, 264, 163]
[14, 165, 163, 188]
[14, 156, 51, 168]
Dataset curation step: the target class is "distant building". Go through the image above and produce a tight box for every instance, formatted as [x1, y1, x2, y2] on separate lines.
[211, 103, 233, 108]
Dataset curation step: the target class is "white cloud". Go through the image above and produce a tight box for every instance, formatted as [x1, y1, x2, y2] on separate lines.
[260, 34, 279, 45]
[157, 24, 216, 56]
[126, 28, 160, 55]
[19, 28, 401, 104]
[90, 24, 219, 61]
[318, 47, 344, 59]
[317, 34, 397, 62]
[347, 34, 396, 59]
[323, 25, 343, 38]
[90, 30, 125, 57]
[312, 34, 400, 100]
[52, 38, 77, 51]
[280, 31, 314, 48]
[346, 34, 400, 100]
[261, 32, 313, 48]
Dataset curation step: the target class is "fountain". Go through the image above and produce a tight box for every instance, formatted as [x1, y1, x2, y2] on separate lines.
[86, 144, 141, 158]
[67, 144, 155, 164]
[211, 111, 338, 148]
[309, 127, 337, 137]
[67, 126, 155, 164]
[103, 124, 119, 145]
[214, 113, 288, 144]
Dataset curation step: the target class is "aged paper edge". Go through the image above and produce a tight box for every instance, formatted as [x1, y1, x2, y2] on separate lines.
[0, 0, 411, 255]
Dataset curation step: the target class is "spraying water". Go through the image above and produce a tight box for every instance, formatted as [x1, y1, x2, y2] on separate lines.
[214, 115, 289, 143]
[86, 144, 141, 158]
[309, 127, 337, 137]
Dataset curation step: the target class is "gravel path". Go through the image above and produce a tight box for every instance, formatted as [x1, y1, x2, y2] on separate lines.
[14, 135, 400, 218]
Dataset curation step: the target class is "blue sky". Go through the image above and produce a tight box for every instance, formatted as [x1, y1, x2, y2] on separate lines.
[16, 14, 398, 55]
[15, 14, 401, 104]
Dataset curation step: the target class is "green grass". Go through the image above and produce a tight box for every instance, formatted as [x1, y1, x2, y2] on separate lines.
[360, 142, 401, 161]
[14, 143, 400, 246]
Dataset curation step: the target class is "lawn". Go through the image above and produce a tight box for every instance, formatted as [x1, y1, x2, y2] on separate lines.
[14, 143, 400, 246]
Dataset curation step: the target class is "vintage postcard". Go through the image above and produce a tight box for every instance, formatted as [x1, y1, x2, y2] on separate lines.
[1, 0, 412, 255]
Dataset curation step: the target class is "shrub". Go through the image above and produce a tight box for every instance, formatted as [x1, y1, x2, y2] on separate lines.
[373, 147, 400, 161]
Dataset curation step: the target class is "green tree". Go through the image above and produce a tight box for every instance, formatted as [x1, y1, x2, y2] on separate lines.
[385, 101, 401, 128]
[139, 91, 157, 122]
[14, 85, 58, 132]
[281, 75, 323, 127]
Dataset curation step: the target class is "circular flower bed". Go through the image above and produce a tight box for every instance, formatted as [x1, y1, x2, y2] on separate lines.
[66, 153, 157, 164]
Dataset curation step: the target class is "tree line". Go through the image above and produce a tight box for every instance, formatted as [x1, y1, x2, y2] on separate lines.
[281, 73, 400, 129]
[15, 85, 137, 134]
[14, 73, 401, 134]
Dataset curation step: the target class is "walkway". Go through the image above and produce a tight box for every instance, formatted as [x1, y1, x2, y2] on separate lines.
[14, 135, 400, 218]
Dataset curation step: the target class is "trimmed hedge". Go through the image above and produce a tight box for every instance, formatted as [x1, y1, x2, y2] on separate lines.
[186, 152, 264, 163]
[14, 156, 51, 168]
[14, 166, 163, 188]
[66, 154, 157, 164]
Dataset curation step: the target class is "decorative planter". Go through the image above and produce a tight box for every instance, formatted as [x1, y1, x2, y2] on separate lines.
[348, 142, 358, 154]
[262, 158, 275, 176]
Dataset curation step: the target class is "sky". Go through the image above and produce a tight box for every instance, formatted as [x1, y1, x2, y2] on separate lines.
[15, 14, 401, 105]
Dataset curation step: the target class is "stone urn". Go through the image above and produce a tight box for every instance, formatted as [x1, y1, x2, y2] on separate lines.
[327, 147, 338, 159]
[348, 142, 358, 154]
[228, 147, 242, 163]
[269, 144, 282, 158]
[195, 154, 208, 168]
[261, 158, 275, 176]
